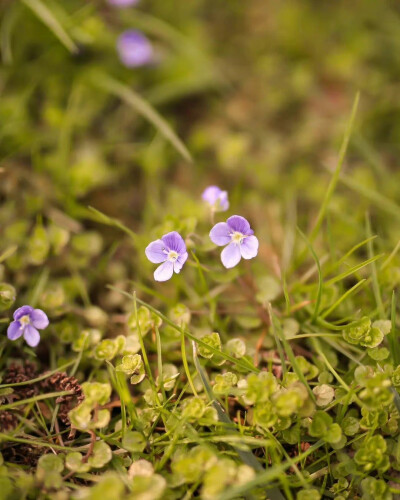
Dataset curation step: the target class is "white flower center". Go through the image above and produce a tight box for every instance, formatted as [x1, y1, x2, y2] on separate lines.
[231, 231, 245, 245]
[167, 250, 179, 262]
[19, 315, 31, 327]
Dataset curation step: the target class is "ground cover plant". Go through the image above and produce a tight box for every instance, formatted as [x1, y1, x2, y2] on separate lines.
[1, 0, 400, 498]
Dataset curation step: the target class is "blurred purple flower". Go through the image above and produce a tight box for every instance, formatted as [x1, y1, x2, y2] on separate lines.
[145, 231, 188, 281]
[117, 30, 154, 68]
[108, 0, 139, 7]
[7, 305, 49, 347]
[202, 186, 229, 212]
[210, 215, 258, 268]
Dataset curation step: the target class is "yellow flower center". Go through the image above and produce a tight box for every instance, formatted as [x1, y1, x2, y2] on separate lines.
[19, 315, 31, 327]
[231, 231, 244, 244]
[167, 250, 179, 262]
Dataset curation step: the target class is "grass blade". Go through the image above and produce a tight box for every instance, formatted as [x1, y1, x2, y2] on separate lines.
[21, 0, 77, 53]
[92, 73, 192, 163]
[309, 92, 360, 244]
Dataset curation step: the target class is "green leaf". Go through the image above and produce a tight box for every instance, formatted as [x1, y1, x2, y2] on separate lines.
[88, 441, 113, 468]
[65, 452, 90, 473]
[122, 431, 146, 453]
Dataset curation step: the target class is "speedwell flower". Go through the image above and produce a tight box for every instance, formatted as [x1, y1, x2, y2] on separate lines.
[202, 186, 229, 212]
[117, 30, 154, 68]
[145, 231, 188, 282]
[210, 215, 258, 268]
[7, 305, 49, 347]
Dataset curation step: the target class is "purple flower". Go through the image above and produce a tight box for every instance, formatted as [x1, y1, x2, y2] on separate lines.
[145, 231, 188, 282]
[210, 215, 259, 269]
[108, 0, 139, 7]
[117, 30, 154, 68]
[202, 186, 229, 212]
[7, 306, 49, 347]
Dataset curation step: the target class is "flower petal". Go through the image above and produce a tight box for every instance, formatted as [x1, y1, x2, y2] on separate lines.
[202, 186, 221, 205]
[7, 321, 23, 341]
[209, 222, 231, 246]
[117, 30, 154, 68]
[145, 239, 167, 263]
[226, 215, 253, 235]
[24, 325, 41, 347]
[31, 309, 49, 329]
[218, 191, 229, 211]
[174, 252, 188, 273]
[154, 261, 174, 282]
[161, 232, 186, 254]
[221, 243, 242, 269]
[240, 236, 259, 260]
[13, 305, 33, 321]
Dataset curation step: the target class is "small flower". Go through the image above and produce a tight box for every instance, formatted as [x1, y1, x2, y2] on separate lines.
[7, 305, 49, 347]
[108, 0, 139, 7]
[145, 231, 188, 282]
[202, 186, 229, 212]
[117, 30, 154, 68]
[209, 215, 259, 268]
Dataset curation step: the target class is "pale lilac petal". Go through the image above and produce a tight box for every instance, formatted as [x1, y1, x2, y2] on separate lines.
[174, 252, 188, 273]
[31, 309, 49, 330]
[240, 236, 259, 260]
[154, 261, 174, 282]
[145, 239, 167, 263]
[227, 215, 253, 236]
[202, 186, 222, 205]
[24, 325, 40, 347]
[221, 243, 241, 269]
[117, 31, 154, 68]
[13, 305, 33, 320]
[202, 186, 229, 212]
[209, 223, 231, 246]
[161, 232, 186, 254]
[218, 191, 229, 211]
[7, 321, 23, 341]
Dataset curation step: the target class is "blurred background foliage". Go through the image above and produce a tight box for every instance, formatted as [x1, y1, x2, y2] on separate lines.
[2, 0, 400, 261]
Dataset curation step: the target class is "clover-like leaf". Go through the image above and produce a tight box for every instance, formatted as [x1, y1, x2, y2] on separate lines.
[198, 332, 221, 359]
[169, 303, 191, 326]
[88, 441, 112, 468]
[128, 306, 161, 336]
[313, 384, 335, 407]
[156, 363, 179, 391]
[359, 326, 383, 348]
[93, 409, 111, 429]
[309, 411, 332, 438]
[225, 338, 246, 359]
[253, 401, 277, 428]
[0, 283, 16, 311]
[214, 372, 238, 395]
[116, 354, 143, 377]
[181, 397, 206, 421]
[131, 474, 166, 500]
[69, 402, 92, 430]
[372, 319, 391, 335]
[94, 339, 119, 360]
[82, 382, 112, 405]
[37, 454, 64, 473]
[342, 317, 371, 345]
[122, 431, 146, 453]
[65, 452, 91, 473]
